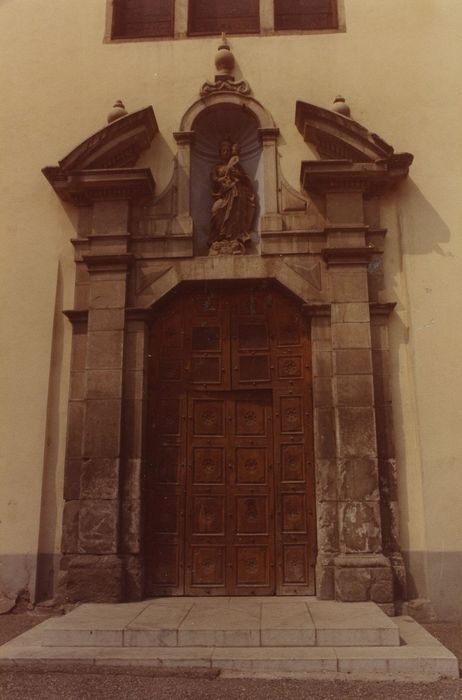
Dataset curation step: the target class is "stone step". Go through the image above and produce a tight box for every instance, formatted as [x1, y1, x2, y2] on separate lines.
[0, 642, 458, 678]
[0, 611, 457, 679]
[34, 598, 401, 648]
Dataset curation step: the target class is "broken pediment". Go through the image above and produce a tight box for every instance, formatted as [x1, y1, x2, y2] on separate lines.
[42, 107, 158, 205]
[295, 101, 413, 196]
[295, 101, 412, 165]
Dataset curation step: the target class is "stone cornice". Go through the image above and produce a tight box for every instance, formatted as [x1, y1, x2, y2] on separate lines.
[300, 158, 413, 196]
[370, 302, 397, 316]
[63, 309, 89, 325]
[82, 253, 134, 272]
[322, 247, 376, 266]
[126, 307, 154, 322]
[302, 304, 331, 317]
[42, 168, 155, 206]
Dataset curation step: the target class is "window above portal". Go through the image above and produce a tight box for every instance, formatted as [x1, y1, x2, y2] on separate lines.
[110, 0, 343, 41]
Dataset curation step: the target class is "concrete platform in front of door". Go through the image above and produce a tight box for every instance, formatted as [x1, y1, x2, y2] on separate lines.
[0, 598, 458, 679]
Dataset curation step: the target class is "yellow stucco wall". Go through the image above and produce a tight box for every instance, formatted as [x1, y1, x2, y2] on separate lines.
[1, 0, 461, 615]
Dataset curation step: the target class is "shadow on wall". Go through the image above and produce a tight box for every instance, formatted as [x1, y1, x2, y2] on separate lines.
[396, 178, 452, 258]
[35, 262, 66, 602]
[378, 177, 453, 613]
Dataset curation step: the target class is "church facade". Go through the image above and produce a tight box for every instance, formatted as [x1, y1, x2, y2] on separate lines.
[1, 0, 461, 619]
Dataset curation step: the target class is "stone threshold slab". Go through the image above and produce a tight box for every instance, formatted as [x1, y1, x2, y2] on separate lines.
[28, 598, 401, 648]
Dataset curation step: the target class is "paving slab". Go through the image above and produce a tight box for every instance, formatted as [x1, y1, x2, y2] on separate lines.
[178, 600, 261, 647]
[124, 601, 193, 647]
[307, 601, 400, 646]
[261, 602, 315, 646]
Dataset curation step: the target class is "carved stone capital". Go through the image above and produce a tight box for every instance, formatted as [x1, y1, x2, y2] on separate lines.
[258, 127, 280, 143]
[173, 131, 195, 146]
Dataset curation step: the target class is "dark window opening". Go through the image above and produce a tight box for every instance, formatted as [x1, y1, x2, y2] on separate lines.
[112, 0, 174, 39]
[274, 0, 338, 31]
[188, 0, 260, 36]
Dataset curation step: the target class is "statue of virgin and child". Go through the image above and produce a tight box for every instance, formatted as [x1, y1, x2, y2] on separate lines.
[208, 138, 256, 256]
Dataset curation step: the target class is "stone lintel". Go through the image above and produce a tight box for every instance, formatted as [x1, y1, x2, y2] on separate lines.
[322, 247, 376, 266]
[83, 253, 134, 273]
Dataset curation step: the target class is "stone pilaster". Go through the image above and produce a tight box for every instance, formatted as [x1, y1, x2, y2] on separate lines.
[258, 127, 282, 233]
[120, 309, 150, 599]
[325, 249, 393, 606]
[371, 304, 407, 604]
[63, 200, 132, 602]
[309, 308, 338, 599]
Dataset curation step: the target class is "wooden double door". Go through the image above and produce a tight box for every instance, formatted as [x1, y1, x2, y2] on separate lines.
[145, 284, 315, 596]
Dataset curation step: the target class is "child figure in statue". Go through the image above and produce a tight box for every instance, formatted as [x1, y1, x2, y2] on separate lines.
[209, 140, 256, 256]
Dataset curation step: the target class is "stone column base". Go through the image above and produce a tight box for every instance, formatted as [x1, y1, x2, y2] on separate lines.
[315, 555, 336, 600]
[334, 553, 394, 607]
[59, 555, 124, 604]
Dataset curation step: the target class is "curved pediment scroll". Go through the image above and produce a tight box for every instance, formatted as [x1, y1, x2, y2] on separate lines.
[295, 100, 412, 166]
[42, 107, 158, 205]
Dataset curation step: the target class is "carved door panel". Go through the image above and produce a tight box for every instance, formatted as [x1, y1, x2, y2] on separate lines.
[187, 290, 231, 391]
[145, 296, 187, 596]
[185, 395, 228, 594]
[230, 290, 272, 390]
[271, 293, 315, 594]
[229, 392, 274, 595]
[185, 392, 274, 595]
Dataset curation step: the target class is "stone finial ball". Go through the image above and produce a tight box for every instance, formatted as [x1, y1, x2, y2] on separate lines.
[332, 95, 351, 117]
[215, 43, 235, 75]
[107, 100, 128, 124]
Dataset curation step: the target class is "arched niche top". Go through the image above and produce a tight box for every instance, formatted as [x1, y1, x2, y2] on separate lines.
[295, 100, 413, 166]
[179, 92, 276, 133]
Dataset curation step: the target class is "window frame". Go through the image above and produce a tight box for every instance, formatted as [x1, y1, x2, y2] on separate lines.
[106, 0, 345, 42]
[111, 0, 175, 40]
[274, 0, 339, 33]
